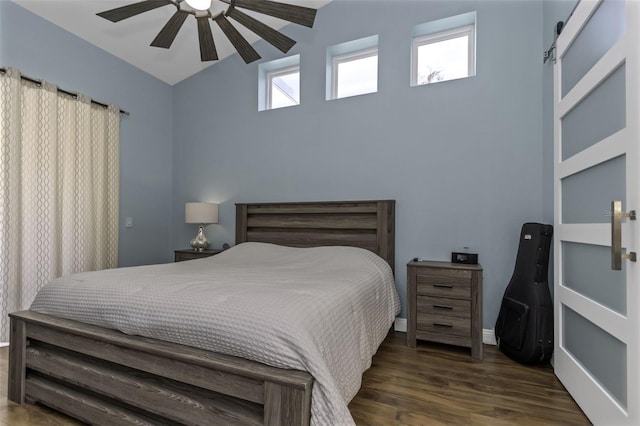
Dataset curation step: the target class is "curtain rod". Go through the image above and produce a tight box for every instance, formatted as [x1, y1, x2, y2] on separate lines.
[0, 67, 130, 116]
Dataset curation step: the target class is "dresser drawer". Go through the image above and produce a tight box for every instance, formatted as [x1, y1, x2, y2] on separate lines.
[416, 274, 471, 299]
[176, 252, 203, 261]
[417, 296, 471, 319]
[417, 314, 470, 338]
[174, 249, 221, 262]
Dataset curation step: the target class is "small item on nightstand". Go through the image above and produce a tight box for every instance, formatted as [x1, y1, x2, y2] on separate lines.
[451, 251, 478, 264]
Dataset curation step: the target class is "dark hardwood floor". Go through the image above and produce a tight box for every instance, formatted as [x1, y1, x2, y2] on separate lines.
[349, 332, 589, 425]
[0, 332, 589, 425]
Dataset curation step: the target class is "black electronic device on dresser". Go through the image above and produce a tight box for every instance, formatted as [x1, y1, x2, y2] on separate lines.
[495, 223, 554, 365]
[451, 251, 478, 264]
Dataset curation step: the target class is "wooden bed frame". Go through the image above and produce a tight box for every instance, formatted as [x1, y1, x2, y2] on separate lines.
[8, 200, 395, 425]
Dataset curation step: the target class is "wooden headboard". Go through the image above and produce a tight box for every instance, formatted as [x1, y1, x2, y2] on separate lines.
[235, 200, 395, 271]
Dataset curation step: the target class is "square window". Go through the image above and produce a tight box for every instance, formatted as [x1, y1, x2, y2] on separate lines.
[332, 48, 378, 99]
[268, 66, 300, 110]
[258, 55, 300, 112]
[326, 35, 379, 101]
[411, 19, 476, 86]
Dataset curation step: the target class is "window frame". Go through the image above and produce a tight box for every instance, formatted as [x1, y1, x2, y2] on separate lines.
[411, 24, 475, 86]
[266, 65, 300, 110]
[331, 46, 379, 100]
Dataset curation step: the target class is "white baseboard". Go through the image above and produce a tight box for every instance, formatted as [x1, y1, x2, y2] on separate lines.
[394, 318, 497, 346]
[394, 318, 407, 332]
[483, 328, 497, 345]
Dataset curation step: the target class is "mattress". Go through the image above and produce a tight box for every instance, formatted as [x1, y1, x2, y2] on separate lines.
[31, 242, 401, 425]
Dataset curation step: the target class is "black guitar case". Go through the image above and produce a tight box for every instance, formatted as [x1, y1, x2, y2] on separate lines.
[495, 223, 554, 364]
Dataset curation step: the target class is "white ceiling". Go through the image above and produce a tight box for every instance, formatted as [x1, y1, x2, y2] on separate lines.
[12, 0, 332, 85]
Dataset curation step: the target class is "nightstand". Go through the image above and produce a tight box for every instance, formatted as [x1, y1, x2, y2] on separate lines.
[407, 260, 483, 360]
[174, 249, 222, 262]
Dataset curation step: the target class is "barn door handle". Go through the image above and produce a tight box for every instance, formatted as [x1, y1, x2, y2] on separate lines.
[611, 200, 636, 270]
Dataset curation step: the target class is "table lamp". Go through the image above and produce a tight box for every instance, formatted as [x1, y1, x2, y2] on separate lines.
[185, 202, 218, 251]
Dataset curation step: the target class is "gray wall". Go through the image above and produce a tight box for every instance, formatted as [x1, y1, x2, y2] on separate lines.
[1, 0, 551, 329]
[0, 1, 174, 267]
[172, 0, 545, 327]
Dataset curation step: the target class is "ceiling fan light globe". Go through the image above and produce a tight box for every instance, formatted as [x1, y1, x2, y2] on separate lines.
[185, 0, 212, 11]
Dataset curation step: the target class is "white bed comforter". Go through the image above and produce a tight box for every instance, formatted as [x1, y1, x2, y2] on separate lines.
[31, 242, 401, 425]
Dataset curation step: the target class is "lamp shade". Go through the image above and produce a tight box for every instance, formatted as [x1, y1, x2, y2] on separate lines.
[185, 202, 218, 224]
[185, 0, 212, 10]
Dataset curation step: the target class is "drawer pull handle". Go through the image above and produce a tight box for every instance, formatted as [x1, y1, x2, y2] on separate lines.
[433, 304, 453, 310]
[433, 283, 453, 289]
[433, 323, 453, 328]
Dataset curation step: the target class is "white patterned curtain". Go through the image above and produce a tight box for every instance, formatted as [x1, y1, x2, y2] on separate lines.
[0, 68, 120, 341]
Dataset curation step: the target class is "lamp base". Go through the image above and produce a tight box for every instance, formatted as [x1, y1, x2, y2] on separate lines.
[190, 224, 210, 251]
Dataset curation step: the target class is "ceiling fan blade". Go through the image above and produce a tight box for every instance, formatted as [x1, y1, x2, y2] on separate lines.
[214, 15, 261, 64]
[97, 0, 172, 23]
[151, 10, 189, 48]
[196, 16, 218, 61]
[232, 0, 316, 28]
[226, 7, 295, 53]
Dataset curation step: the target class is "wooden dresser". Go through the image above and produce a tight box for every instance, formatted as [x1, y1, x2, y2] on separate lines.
[407, 260, 483, 360]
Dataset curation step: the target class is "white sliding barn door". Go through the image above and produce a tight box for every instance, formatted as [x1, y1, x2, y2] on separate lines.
[554, 0, 640, 424]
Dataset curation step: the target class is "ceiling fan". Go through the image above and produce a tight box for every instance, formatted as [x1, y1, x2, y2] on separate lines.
[96, 0, 317, 63]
